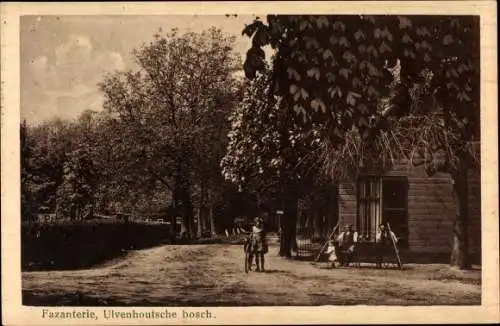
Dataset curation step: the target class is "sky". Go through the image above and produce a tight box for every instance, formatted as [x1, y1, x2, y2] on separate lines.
[20, 15, 262, 124]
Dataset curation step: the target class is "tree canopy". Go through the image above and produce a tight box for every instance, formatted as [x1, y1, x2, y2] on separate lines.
[240, 15, 480, 268]
[98, 27, 242, 236]
[221, 67, 330, 198]
[221, 67, 336, 256]
[242, 16, 479, 165]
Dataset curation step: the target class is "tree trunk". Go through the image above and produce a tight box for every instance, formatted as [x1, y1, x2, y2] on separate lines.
[200, 208, 207, 235]
[208, 204, 217, 237]
[170, 214, 177, 236]
[88, 204, 94, 220]
[178, 192, 188, 237]
[180, 219, 188, 236]
[181, 188, 195, 238]
[279, 187, 298, 258]
[173, 155, 195, 238]
[75, 202, 80, 220]
[174, 183, 194, 239]
[199, 181, 209, 236]
[328, 184, 339, 232]
[313, 208, 322, 239]
[196, 207, 202, 238]
[450, 162, 471, 269]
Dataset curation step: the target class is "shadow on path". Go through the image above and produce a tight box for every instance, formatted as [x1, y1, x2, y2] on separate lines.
[261, 269, 286, 274]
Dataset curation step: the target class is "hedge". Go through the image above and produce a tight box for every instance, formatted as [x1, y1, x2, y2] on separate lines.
[22, 219, 175, 271]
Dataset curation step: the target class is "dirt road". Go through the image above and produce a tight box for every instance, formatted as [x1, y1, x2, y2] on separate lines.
[23, 244, 481, 306]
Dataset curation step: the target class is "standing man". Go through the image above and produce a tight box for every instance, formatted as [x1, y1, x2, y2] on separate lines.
[375, 223, 398, 268]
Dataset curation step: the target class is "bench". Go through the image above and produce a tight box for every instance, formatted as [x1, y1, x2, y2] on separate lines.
[348, 241, 402, 269]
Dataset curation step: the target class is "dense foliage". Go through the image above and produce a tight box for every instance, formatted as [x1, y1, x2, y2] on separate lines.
[21, 28, 244, 238]
[21, 17, 481, 269]
[243, 16, 478, 138]
[238, 15, 480, 267]
[221, 68, 336, 256]
[98, 27, 243, 237]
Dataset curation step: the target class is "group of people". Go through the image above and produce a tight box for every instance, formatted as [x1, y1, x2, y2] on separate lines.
[242, 215, 398, 271]
[325, 223, 398, 268]
[244, 216, 268, 272]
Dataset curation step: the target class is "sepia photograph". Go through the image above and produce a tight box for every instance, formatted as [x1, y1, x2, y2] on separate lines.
[2, 1, 499, 325]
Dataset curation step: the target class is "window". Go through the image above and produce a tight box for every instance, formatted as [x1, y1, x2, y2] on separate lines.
[357, 176, 382, 241]
[357, 175, 409, 247]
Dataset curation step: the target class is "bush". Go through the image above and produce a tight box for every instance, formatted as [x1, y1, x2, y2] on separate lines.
[22, 219, 175, 271]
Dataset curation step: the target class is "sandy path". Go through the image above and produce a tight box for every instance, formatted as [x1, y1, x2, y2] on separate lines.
[22, 244, 481, 306]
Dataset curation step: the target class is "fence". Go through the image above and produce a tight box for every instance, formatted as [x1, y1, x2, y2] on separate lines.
[295, 227, 325, 259]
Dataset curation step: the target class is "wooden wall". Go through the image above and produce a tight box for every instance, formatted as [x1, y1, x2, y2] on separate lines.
[338, 161, 481, 255]
[467, 168, 481, 257]
[338, 182, 357, 228]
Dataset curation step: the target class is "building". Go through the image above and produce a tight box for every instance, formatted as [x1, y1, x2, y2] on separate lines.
[337, 158, 481, 260]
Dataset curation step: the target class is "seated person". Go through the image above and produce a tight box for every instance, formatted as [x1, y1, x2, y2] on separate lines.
[375, 223, 398, 268]
[335, 224, 358, 266]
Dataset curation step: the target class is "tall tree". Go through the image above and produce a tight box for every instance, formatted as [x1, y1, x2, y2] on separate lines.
[221, 68, 327, 257]
[21, 120, 37, 221]
[21, 118, 77, 220]
[99, 28, 241, 237]
[241, 15, 480, 269]
[55, 146, 97, 220]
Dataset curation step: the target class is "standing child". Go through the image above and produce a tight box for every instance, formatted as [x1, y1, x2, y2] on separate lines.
[325, 239, 338, 268]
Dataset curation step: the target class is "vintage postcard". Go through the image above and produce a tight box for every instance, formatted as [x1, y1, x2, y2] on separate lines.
[1, 1, 498, 325]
